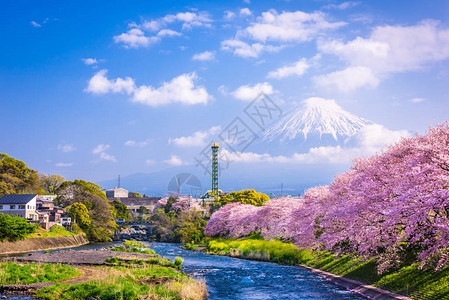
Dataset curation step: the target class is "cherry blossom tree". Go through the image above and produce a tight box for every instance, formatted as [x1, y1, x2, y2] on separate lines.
[206, 123, 449, 272]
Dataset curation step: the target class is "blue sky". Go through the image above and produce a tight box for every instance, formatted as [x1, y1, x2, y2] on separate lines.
[1, 0, 449, 192]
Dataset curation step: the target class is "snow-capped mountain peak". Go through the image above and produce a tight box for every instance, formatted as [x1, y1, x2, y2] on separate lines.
[264, 97, 374, 142]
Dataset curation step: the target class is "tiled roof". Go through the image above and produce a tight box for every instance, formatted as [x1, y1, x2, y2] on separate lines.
[0, 194, 37, 204]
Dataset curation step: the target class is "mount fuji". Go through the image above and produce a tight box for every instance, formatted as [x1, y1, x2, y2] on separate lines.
[246, 97, 375, 155]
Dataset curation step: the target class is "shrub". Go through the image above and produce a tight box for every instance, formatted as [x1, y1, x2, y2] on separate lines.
[0, 214, 36, 241]
[174, 256, 184, 268]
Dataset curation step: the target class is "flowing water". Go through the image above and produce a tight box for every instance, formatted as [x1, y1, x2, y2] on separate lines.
[149, 242, 366, 300]
[1, 241, 366, 299]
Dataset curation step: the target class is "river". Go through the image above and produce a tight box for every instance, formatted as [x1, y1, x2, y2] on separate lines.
[149, 242, 366, 300]
[2, 242, 366, 299]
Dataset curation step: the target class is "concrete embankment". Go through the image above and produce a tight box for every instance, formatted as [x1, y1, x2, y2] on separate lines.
[0, 234, 88, 255]
[299, 264, 412, 300]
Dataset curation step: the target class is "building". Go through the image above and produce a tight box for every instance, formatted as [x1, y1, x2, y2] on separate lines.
[38, 195, 57, 201]
[118, 197, 161, 213]
[36, 196, 63, 222]
[0, 194, 38, 220]
[106, 188, 129, 199]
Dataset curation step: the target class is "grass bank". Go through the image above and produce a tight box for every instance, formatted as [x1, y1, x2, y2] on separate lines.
[27, 225, 77, 239]
[195, 238, 449, 300]
[36, 261, 206, 299]
[0, 262, 80, 284]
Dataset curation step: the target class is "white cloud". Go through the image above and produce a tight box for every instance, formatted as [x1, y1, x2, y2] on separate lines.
[57, 144, 75, 153]
[92, 144, 117, 162]
[169, 126, 221, 147]
[323, 1, 360, 10]
[140, 11, 212, 32]
[267, 58, 309, 79]
[164, 11, 213, 30]
[346, 124, 409, 152]
[132, 72, 211, 106]
[243, 10, 346, 43]
[85, 70, 136, 95]
[218, 85, 228, 95]
[192, 51, 215, 61]
[82, 58, 99, 65]
[240, 8, 252, 17]
[31, 21, 41, 27]
[315, 66, 379, 92]
[86, 71, 212, 107]
[231, 82, 274, 101]
[318, 20, 449, 91]
[55, 162, 73, 167]
[124, 139, 152, 147]
[164, 155, 184, 166]
[224, 11, 236, 20]
[410, 97, 425, 103]
[92, 144, 110, 154]
[113, 29, 159, 48]
[157, 29, 182, 37]
[221, 39, 284, 58]
[222, 124, 409, 164]
[99, 152, 117, 162]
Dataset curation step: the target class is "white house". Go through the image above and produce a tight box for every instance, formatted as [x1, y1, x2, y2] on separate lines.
[106, 188, 129, 199]
[0, 194, 38, 220]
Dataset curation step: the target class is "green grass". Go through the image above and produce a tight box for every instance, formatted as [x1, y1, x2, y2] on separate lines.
[207, 238, 312, 265]
[0, 262, 81, 284]
[106, 255, 183, 269]
[27, 225, 77, 239]
[111, 240, 156, 254]
[35, 265, 206, 300]
[205, 238, 449, 300]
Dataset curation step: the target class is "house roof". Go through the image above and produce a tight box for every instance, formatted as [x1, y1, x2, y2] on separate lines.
[118, 197, 161, 206]
[107, 188, 128, 192]
[0, 194, 37, 204]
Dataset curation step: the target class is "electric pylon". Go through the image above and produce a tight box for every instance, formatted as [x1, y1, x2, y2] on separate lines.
[211, 142, 219, 198]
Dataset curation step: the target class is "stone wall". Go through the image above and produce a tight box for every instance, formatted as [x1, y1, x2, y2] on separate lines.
[0, 234, 88, 255]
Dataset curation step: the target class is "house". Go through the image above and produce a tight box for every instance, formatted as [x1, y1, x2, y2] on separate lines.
[0, 194, 38, 220]
[106, 188, 129, 199]
[36, 196, 63, 222]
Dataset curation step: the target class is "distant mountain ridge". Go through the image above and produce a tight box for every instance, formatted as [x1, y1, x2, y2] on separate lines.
[264, 97, 374, 142]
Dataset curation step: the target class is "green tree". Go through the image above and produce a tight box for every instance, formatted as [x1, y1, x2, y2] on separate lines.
[129, 192, 143, 198]
[0, 214, 36, 241]
[111, 200, 130, 221]
[57, 180, 116, 242]
[219, 189, 269, 207]
[0, 153, 39, 196]
[138, 206, 149, 214]
[39, 174, 65, 195]
[164, 197, 178, 214]
[67, 202, 91, 229]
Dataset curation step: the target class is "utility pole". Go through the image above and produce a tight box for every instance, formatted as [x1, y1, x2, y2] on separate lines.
[118, 175, 121, 188]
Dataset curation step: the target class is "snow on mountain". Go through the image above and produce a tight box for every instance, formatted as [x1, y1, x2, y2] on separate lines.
[264, 97, 374, 142]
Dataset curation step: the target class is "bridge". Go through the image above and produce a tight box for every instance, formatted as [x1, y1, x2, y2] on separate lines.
[115, 222, 156, 240]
